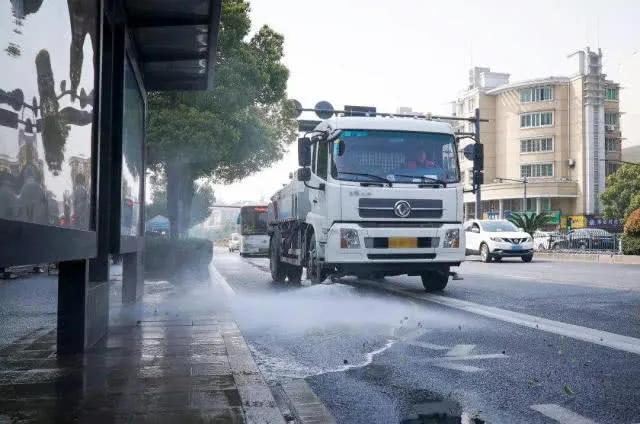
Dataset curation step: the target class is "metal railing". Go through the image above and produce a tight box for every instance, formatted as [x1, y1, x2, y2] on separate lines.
[535, 232, 622, 254]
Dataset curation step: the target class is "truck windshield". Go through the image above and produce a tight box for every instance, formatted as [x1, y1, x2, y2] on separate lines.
[330, 130, 459, 184]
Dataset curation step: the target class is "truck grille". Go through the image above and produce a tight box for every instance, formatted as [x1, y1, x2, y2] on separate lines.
[364, 237, 440, 248]
[503, 238, 528, 244]
[358, 198, 443, 219]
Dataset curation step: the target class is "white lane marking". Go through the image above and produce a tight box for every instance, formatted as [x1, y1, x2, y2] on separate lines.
[437, 353, 507, 361]
[406, 341, 449, 351]
[446, 344, 475, 357]
[361, 280, 640, 356]
[432, 362, 483, 373]
[530, 404, 598, 424]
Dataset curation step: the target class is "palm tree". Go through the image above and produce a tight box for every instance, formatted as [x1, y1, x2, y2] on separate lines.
[507, 212, 553, 236]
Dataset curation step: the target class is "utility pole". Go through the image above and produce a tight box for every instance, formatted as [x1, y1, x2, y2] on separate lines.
[523, 176, 528, 211]
[474, 108, 482, 219]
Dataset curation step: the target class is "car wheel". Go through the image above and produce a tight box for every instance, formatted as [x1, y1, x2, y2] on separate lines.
[480, 243, 492, 263]
[270, 233, 286, 283]
[306, 233, 327, 284]
[521, 254, 533, 263]
[420, 268, 449, 292]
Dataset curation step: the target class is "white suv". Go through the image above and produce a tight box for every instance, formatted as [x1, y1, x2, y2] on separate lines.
[464, 219, 534, 263]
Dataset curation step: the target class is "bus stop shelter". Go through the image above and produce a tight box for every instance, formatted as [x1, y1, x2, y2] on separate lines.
[0, 0, 222, 353]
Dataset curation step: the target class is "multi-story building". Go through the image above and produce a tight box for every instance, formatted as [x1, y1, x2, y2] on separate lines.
[452, 47, 622, 227]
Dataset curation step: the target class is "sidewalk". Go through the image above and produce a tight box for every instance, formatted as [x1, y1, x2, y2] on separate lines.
[0, 267, 286, 423]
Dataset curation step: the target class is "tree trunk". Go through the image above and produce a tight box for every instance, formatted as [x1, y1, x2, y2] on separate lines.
[166, 158, 196, 239]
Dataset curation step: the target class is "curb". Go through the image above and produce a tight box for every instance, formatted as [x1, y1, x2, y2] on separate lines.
[222, 321, 287, 424]
[535, 252, 640, 265]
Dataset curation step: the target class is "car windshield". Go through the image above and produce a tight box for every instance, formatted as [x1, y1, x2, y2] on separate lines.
[331, 130, 459, 184]
[480, 220, 519, 232]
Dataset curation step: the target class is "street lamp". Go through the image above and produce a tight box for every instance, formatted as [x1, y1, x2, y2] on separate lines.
[494, 176, 529, 212]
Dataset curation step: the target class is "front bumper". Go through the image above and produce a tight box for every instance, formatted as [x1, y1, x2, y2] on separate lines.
[488, 241, 533, 257]
[323, 222, 465, 264]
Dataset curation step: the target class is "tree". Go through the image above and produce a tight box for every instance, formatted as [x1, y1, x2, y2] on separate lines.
[145, 181, 215, 228]
[601, 164, 640, 220]
[147, 0, 297, 238]
[507, 212, 553, 236]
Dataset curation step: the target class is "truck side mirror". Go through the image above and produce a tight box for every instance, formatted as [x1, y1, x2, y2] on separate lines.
[297, 167, 311, 182]
[298, 137, 311, 167]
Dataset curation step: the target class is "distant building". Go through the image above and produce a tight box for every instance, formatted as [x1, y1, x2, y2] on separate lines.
[451, 47, 622, 225]
[622, 144, 640, 164]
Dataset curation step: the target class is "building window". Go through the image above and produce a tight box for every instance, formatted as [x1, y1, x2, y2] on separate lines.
[540, 198, 551, 211]
[521, 163, 553, 178]
[605, 138, 620, 152]
[466, 97, 475, 113]
[606, 87, 619, 101]
[520, 86, 553, 103]
[520, 137, 553, 153]
[606, 162, 621, 177]
[525, 198, 536, 211]
[520, 111, 553, 128]
[605, 113, 619, 126]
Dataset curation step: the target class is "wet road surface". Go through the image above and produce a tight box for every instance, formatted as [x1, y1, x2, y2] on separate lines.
[214, 248, 640, 424]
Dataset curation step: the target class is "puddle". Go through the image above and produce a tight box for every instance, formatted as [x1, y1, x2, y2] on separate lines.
[401, 400, 485, 424]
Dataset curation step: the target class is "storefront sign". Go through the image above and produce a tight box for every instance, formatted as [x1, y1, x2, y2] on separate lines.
[586, 215, 623, 232]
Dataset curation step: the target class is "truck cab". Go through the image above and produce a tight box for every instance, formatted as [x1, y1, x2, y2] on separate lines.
[268, 116, 465, 291]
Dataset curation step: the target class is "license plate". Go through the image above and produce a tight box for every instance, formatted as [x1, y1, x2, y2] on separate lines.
[388, 237, 417, 248]
[511, 244, 522, 250]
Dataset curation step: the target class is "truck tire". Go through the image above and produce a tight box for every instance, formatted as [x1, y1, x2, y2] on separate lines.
[306, 233, 327, 284]
[270, 233, 286, 283]
[420, 268, 449, 292]
[286, 265, 303, 284]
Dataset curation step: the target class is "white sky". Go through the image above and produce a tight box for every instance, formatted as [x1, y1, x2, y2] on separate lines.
[214, 0, 640, 204]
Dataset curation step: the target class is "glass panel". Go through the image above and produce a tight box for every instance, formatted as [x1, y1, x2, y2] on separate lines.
[120, 58, 144, 236]
[1, 1, 96, 229]
[239, 206, 268, 235]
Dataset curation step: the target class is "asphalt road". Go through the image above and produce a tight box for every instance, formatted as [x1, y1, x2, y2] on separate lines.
[213, 248, 640, 424]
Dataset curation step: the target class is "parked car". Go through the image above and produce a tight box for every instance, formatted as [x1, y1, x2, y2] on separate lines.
[228, 233, 241, 252]
[551, 228, 616, 251]
[533, 230, 564, 250]
[464, 219, 534, 263]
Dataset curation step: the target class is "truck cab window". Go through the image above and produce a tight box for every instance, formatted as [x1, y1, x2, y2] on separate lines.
[317, 140, 328, 179]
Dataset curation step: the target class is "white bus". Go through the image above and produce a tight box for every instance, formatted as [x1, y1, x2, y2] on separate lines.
[238, 205, 269, 257]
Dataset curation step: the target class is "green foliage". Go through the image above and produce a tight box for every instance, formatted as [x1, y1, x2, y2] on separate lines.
[145, 237, 213, 280]
[145, 182, 215, 227]
[507, 212, 553, 236]
[601, 164, 640, 220]
[624, 208, 640, 236]
[621, 234, 640, 255]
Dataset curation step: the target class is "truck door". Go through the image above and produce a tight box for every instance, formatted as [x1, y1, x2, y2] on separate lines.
[308, 139, 329, 241]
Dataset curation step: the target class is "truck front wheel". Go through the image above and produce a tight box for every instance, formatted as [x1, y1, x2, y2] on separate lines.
[306, 233, 327, 284]
[420, 268, 449, 292]
[270, 233, 286, 283]
[286, 265, 303, 284]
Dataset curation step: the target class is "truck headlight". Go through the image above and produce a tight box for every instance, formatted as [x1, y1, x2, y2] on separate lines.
[340, 228, 361, 249]
[490, 236, 505, 242]
[443, 229, 460, 248]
